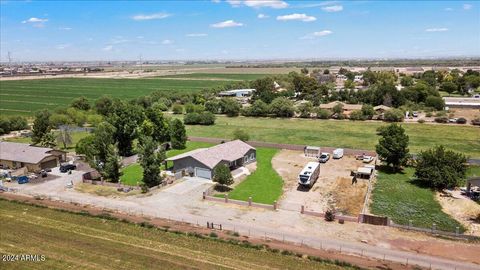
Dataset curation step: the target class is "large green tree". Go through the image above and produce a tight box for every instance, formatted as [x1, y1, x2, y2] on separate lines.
[71, 96, 91, 111]
[107, 102, 144, 156]
[415, 146, 467, 190]
[170, 119, 187, 149]
[56, 126, 73, 149]
[102, 144, 122, 183]
[145, 107, 170, 143]
[376, 123, 409, 170]
[93, 121, 116, 165]
[269, 97, 295, 117]
[138, 136, 165, 188]
[32, 109, 52, 145]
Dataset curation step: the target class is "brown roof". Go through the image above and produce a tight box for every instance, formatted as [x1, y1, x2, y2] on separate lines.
[166, 140, 255, 169]
[374, 105, 391, 111]
[0, 141, 56, 164]
[319, 101, 362, 110]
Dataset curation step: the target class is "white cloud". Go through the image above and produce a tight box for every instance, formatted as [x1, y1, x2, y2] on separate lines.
[296, 1, 339, 8]
[102, 45, 113, 51]
[425, 28, 449, 32]
[211, 0, 221, 3]
[22, 17, 48, 23]
[463, 4, 472, 10]
[162, 39, 174, 45]
[257, 13, 269, 19]
[244, 0, 288, 9]
[227, 0, 287, 9]
[186, 33, 208, 37]
[59, 27, 72, 30]
[131, 12, 171, 21]
[322, 5, 343, 12]
[301, 30, 333, 39]
[210, 20, 244, 28]
[444, 7, 453, 11]
[55, 44, 71, 50]
[314, 30, 333, 36]
[276, 13, 316, 22]
[136, 36, 144, 39]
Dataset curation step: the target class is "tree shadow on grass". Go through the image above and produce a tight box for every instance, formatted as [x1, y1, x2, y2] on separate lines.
[376, 165, 406, 175]
[214, 184, 232, 193]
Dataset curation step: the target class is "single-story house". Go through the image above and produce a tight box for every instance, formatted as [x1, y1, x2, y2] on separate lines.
[319, 101, 363, 115]
[166, 140, 256, 179]
[0, 141, 66, 173]
[218, 89, 256, 98]
[443, 97, 480, 109]
[373, 105, 392, 113]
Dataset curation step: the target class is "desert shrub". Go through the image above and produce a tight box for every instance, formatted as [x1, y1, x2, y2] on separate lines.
[315, 108, 331, 119]
[325, 209, 335, 222]
[383, 109, 404, 122]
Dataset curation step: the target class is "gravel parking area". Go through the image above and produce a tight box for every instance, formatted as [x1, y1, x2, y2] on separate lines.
[273, 150, 368, 215]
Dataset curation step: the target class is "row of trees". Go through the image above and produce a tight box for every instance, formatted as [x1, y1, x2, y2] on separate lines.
[376, 123, 468, 190]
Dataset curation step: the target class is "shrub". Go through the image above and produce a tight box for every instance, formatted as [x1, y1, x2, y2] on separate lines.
[140, 184, 149, 193]
[209, 232, 218, 238]
[383, 109, 404, 122]
[184, 112, 215, 125]
[71, 96, 91, 111]
[456, 117, 467, 124]
[269, 97, 295, 117]
[434, 116, 448, 123]
[220, 98, 241, 117]
[205, 100, 220, 114]
[325, 209, 335, 222]
[185, 103, 195, 113]
[213, 164, 233, 186]
[425, 96, 445, 111]
[361, 104, 375, 119]
[233, 129, 249, 142]
[152, 102, 168, 111]
[349, 110, 366, 121]
[417, 119, 425, 124]
[172, 104, 183, 114]
[297, 101, 313, 118]
[425, 112, 433, 117]
[315, 108, 331, 119]
[242, 100, 268, 117]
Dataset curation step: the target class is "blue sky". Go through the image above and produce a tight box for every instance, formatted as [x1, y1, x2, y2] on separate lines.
[1, 0, 479, 61]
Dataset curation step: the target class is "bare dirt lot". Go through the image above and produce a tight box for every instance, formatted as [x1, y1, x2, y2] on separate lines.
[273, 150, 368, 215]
[437, 192, 480, 236]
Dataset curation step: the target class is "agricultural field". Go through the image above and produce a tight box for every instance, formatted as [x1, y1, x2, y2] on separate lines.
[180, 116, 480, 158]
[5, 130, 90, 151]
[226, 148, 283, 204]
[0, 76, 237, 116]
[0, 199, 351, 270]
[370, 167, 465, 232]
[159, 73, 270, 81]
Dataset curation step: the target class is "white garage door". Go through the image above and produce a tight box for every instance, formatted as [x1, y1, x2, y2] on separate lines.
[195, 167, 212, 179]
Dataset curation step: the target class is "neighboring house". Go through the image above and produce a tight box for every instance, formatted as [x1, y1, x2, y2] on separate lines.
[166, 140, 256, 180]
[373, 105, 392, 113]
[319, 101, 363, 115]
[218, 89, 256, 98]
[443, 97, 480, 109]
[0, 141, 66, 172]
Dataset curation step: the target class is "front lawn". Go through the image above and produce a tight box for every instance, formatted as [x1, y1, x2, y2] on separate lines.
[120, 141, 214, 186]
[227, 148, 283, 205]
[370, 167, 465, 232]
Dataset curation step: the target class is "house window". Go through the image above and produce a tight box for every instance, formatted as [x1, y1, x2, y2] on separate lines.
[250, 153, 255, 161]
[244, 156, 248, 163]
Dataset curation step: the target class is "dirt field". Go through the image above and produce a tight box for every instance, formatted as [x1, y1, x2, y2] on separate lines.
[273, 150, 368, 215]
[437, 192, 480, 236]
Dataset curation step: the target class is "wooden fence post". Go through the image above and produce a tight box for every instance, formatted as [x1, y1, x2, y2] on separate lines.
[224, 194, 228, 203]
[248, 197, 252, 206]
[301, 205, 304, 214]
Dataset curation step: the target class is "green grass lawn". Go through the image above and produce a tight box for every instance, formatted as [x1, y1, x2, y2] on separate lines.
[370, 167, 465, 232]
[5, 130, 90, 152]
[120, 141, 214, 186]
[178, 116, 480, 158]
[0, 199, 349, 270]
[467, 165, 480, 178]
[120, 163, 144, 186]
[225, 148, 283, 205]
[0, 77, 235, 116]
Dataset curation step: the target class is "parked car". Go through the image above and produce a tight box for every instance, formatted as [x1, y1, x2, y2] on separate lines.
[40, 169, 47, 178]
[60, 164, 76, 173]
[333, 148, 344, 159]
[412, 111, 418, 117]
[363, 156, 374, 163]
[448, 118, 458, 123]
[318, 153, 330, 163]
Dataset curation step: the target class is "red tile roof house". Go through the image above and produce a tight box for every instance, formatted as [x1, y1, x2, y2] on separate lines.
[165, 140, 256, 180]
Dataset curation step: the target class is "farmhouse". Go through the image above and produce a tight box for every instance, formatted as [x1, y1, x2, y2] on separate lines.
[0, 142, 66, 172]
[319, 101, 363, 115]
[166, 140, 256, 179]
[218, 89, 255, 97]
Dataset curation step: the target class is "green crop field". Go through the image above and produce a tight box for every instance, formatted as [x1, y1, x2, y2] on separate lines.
[222, 148, 283, 204]
[179, 116, 480, 158]
[370, 167, 465, 232]
[0, 199, 352, 270]
[0, 76, 236, 116]
[160, 73, 270, 81]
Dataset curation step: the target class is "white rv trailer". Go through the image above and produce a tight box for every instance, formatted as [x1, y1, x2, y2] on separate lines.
[333, 148, 344, 159]
[298, 162, 320, 187]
